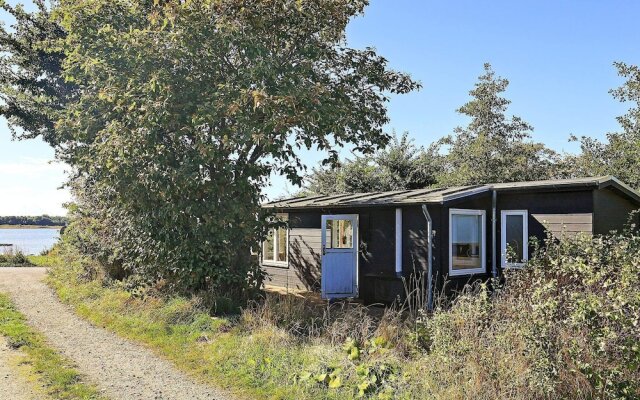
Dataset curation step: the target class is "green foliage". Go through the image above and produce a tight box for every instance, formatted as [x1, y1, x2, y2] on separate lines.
[305, 132, 442, 195]
[1, 0, 418, 296]
[0, 293, 104, 399]
[0, 0, 77, 145]
[412, 232, 640, 399]
[0, 250, 31, 267]
[47, 234, 640, 399]
[304, 64, 562, 195]
[296, 337, 400, 398]
[437, 63, 559, 186]
[570, 62, 640, 188]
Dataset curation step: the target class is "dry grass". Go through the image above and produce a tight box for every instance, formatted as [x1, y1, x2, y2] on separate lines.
[43, 231, 640, 399]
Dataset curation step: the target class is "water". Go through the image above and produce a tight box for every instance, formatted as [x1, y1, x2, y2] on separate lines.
[0, 228, 61, 255]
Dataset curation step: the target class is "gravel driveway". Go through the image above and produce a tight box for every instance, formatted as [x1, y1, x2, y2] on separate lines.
[0, 267, 233, 400]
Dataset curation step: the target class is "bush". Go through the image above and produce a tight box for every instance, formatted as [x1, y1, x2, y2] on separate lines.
[412, 232, 640, 399]
[0, 249, 31, 267]
[47, 230, 640, 399]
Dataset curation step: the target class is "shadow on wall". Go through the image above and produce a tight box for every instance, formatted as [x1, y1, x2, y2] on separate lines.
[289, 237, 321, 291]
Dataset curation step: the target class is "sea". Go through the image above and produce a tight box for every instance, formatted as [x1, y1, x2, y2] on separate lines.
[0, 228, 61, 255]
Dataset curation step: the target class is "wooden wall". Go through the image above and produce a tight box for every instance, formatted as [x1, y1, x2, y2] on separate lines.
[262, 211, 322, 292]
[531, 213, 592, 239]
[593, 187, 640, 234]
[261, 186, 639, 299]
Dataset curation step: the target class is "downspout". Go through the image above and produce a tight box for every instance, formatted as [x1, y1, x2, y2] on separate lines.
[491, 189, 498, 278]
[421, 205, 434, 311]
[395, 208, 403, 275]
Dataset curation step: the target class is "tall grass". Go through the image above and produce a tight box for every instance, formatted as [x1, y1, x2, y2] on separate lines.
[44, 231, 640, 399]
[0, 248, 31, 266]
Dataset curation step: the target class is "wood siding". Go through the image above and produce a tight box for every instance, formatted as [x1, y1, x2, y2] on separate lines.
[262, 186, 640, 301]
[531, 213, 593, 239]
[593, 187, 640, 234]
[261, 211, 322, 292]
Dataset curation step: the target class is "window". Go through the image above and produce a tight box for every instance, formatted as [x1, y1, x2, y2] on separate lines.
[263, 214, 288, 265]
[501, 210, 528, 268]
[449, 209, 486, 276]
[325, 218, 354, 249]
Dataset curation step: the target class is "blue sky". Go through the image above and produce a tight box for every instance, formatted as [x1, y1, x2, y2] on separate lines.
[1, 0, 639, 215]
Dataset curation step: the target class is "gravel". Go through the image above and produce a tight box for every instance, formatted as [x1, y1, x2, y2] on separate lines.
[0, 267, 234, 400]
[0, 336, 46, 400]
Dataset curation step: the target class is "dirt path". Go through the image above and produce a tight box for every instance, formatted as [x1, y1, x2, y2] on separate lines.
[0, 336, 46, 400]
[0, 268, 233, 400]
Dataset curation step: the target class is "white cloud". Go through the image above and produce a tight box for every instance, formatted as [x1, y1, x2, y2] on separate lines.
[0, 157, 70, 216]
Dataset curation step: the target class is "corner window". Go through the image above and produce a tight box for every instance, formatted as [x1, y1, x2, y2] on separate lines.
[449, 209, 486, 276]
[501, 210, 528, 268]
[263, 214, 288, 265]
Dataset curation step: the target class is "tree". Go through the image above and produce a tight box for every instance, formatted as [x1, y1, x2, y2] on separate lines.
[1, 0, 419, 296]
[305, 132, 441, 195]
[571, 62, 640, 188]
[0, 0, 77, 146]
[437, 63, 558, 186]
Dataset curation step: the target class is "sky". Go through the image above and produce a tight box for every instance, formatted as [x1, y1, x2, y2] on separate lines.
[1, 0, 639, 216]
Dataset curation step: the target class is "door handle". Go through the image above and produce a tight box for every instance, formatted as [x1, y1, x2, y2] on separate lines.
[322, 245, 326, 255]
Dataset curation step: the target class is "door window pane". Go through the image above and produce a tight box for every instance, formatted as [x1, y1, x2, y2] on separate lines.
[451, 213, 483, 271]
[505, 214, 524, 263]
[325, 219, 353, 249]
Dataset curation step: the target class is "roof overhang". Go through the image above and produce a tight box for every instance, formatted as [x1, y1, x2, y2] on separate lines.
[262, 176, 640, 210]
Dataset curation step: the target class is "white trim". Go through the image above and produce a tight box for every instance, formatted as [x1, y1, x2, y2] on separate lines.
[440, 185, 492, 204]
[261, 213, 289, 267]
[395, 208, 402, 274]
[500, 210, 528, 268]
[449, 208, 486, 276]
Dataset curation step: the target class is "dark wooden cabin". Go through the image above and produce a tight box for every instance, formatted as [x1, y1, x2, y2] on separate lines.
[260, 176, 640, 304]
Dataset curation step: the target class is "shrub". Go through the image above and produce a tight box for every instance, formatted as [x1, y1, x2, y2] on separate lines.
[0, 249, 31, 267]
[411, 232, 640, 399]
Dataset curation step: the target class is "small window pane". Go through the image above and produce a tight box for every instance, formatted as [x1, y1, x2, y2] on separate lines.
[325, 219, 353, 249]
[263, 230, 274, 261]
[277, 227, 287, 262]
[506, 214, 524, 263]
[451, 214, 482, 271]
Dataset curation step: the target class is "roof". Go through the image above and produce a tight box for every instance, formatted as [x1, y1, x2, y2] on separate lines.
[263, 176, 640, 209]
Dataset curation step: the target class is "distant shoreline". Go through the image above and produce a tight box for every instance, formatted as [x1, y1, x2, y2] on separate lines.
[0, 225, 64, 230]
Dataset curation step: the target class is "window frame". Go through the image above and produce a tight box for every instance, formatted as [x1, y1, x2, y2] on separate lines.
[262, 213, 289, 267]
[500, 210, 529, 269]
[449, 208, 487, 276]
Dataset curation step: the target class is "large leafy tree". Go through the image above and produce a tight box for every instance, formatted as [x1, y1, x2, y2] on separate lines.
[1, 0, 418, 295]
[305, 132, 441, 195]
[437, 63, 558, 186]
[0, 0, 76, 146]
[571, 62, 640, 188]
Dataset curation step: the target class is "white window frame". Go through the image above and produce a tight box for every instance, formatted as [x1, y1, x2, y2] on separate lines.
[262, 213, 289, 267]
[501, 210, 528, 268]
[449, 208, 486, 276]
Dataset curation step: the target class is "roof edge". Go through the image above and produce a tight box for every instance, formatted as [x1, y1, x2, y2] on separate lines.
[597, 175, 640, 204]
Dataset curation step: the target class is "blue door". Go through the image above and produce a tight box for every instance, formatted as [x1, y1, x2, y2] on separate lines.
[321, 215, 358, 299]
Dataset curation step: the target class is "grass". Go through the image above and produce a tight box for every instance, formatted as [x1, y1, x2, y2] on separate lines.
[0, 293, 105, 400]
[0, 250, 34, 267]
[41, 232, 640, 399]
[45, 254, 417, 399]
